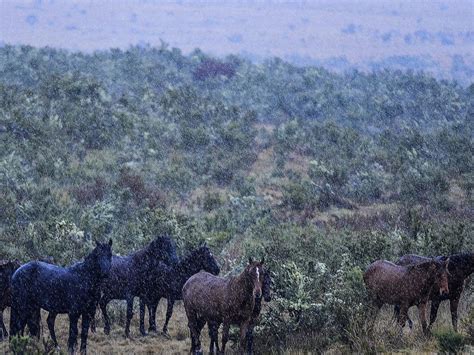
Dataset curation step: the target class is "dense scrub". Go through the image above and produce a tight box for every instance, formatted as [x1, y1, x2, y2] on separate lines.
[0, 44, 472, 352]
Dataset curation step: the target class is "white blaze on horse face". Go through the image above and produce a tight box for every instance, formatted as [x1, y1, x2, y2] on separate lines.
[256, 266, 260, 283]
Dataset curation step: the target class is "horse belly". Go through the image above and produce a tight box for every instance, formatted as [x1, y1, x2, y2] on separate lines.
[38, 288, 70, 313]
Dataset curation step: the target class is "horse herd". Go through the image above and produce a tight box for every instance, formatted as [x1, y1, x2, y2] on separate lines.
[364, 252, 473, 335]
[0, 235, 472, 355]
[0, 237, 270, 354]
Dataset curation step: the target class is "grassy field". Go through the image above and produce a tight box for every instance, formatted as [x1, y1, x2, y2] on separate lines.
[0, 291, 472, 354]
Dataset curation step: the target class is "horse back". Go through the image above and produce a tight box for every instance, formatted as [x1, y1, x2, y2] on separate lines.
[364, 260, 409, 303]
[396, 254, 431, 267]
[11, 261, 82, 313]
[183, 271, 228, 321]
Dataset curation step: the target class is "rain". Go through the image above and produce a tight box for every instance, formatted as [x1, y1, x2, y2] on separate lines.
[0, 1, 473, 354]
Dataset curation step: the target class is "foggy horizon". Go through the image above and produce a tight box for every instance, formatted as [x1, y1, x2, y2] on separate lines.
[1, 0, 473, 84]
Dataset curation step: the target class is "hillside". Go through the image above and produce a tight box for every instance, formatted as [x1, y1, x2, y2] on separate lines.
[0, 45, 473, 353]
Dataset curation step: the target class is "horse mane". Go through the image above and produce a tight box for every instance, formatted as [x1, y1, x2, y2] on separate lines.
[0, 260, 12, 268]
[175, 247, 203, 274]
[448, 252, 473, 262]
[406, 259, 437, 272]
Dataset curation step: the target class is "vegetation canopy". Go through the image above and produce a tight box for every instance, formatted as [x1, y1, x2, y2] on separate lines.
[0, 44, 472, 353]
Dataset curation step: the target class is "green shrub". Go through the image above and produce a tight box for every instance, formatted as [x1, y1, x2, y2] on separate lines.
[10, 335, 56, 355]
[434, 329, 466, 354]
[462, 308, 474, 344]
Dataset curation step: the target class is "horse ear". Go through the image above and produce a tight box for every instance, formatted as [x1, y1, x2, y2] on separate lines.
[260, 256, 265, 265]
[248, 256, 253, 264]
[108, 238, 113, 247]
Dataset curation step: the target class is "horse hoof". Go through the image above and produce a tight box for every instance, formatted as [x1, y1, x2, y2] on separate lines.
[104, 328, 110, 335]
[148, 327, 157, 333]
[162, 331, 171, 339]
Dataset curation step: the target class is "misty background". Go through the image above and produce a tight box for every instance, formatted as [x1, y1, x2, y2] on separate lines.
[1, 0, 472, 85]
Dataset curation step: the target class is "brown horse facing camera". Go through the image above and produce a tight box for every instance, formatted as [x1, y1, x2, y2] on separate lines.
[182, 257, 265, 355]
[364, 259, 449, 334]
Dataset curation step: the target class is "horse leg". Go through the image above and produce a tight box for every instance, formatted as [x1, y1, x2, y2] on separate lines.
[418, 302, 429, 335]
[47, 312, 59, 348]
[393, 304, 409, 329]
[186, 310, 202, 355]
[139, 298, 146, 336]
[368, 300, 382, 334]
[208, 321, 220, 355]
[220, 321, 230, 355]
[27, 307, 41, 339]
[79, 312, 91, 355]
[194, 317, 205, 355]
[125, 296, 134, 338]
[429, 298, 441, 331]
[239, 320, 251, 354]
[148, 301, 158, 333]
[162, 298, 175, 335]
[397, 304, 409, 333]
[67, 314, 80, 355]
[99, 298, 110, 335]
[9, 304, 26, 337]
[89, 307, 97, 333]
[246, 323, 255, 354]
[449, 295, 460, 332]
[0, 310, 7, 340]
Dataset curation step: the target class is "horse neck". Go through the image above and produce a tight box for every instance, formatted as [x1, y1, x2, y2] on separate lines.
[252, 297, 263, 318]
[230, 269, 255, 302]
[70, 257, 101, 285]
[451, 253, 474, 278]
[406, 264, 436, 289]
[176, 252, 202, 279]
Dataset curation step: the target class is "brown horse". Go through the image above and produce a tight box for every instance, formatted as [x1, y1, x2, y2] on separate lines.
[396, 253, 474, 331]
[183, 257, 264, 355]
[364, 259, 449, 334]
[0, 260, 21, 340]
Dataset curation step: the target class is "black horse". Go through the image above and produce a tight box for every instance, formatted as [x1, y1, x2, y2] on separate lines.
[0, 260, 21, 340]
[10, 240, 112, 354]
[395, 252, 474, 331]
[98, 235, 178, 337]
[139, 244, 220, 336]
[207, 267, 272, 355]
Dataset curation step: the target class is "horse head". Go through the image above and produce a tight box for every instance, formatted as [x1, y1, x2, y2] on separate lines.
[246, 257, 265, 299]
[196, 243, 220, 276]
[149, 236, 179, 266]
[438, 258, 450, 296]
[88, 239, 113, 278]
[424, 259, 450, 297]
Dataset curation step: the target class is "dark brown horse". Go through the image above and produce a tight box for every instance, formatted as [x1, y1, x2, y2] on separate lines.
[396, 252, 474, 331]
[183, 258, 264, 355]
[138, 244, 220, 336]
[207, 267, 272, 354]
[0, 260, 21, 340]
[97, 236, 178, 337]
[364, 259, 449, 334]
